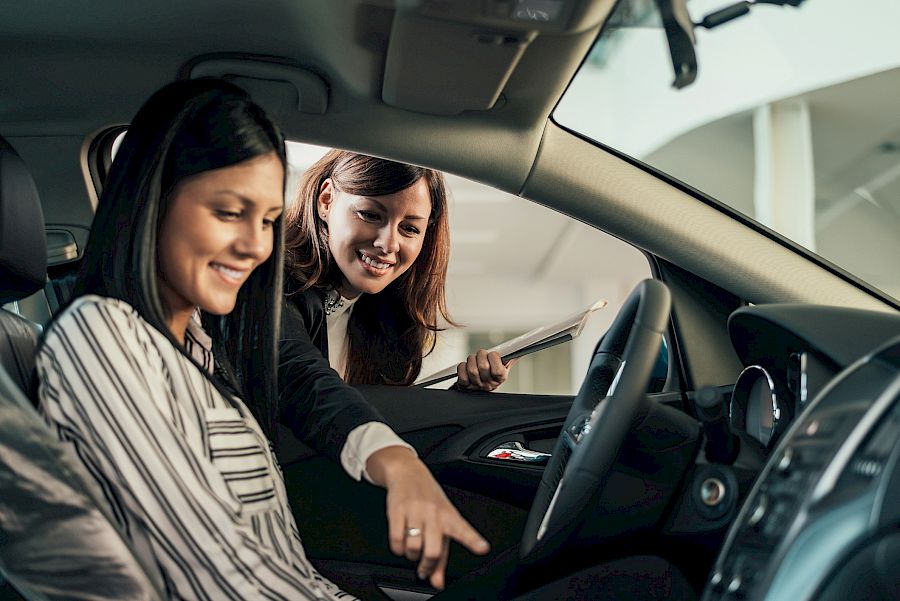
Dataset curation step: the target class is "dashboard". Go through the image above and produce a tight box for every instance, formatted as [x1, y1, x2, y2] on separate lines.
[700, 304, 900, 601]
[730, 350, 836, 449]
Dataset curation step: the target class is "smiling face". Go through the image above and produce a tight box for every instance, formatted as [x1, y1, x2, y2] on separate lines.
[318, 177, 432, 299]
[157, 152, 284, 338]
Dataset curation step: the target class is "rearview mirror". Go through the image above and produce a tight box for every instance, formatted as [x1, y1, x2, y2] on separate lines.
[653, 0, 807, 90]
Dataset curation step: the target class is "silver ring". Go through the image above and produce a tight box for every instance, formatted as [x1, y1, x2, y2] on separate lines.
[405, 527, 422, 537]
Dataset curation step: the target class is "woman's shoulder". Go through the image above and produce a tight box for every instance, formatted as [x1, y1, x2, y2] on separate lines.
[281, 284, 329, 351]
[36, 294, 180, 390]
[283, 274, 320, 300]
[57, 294, 141, 324]
[285, 283, 324, 314]
[43, 295, 151, 346]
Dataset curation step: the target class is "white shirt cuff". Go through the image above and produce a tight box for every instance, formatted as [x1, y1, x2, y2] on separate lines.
[340, 422, 417, 484]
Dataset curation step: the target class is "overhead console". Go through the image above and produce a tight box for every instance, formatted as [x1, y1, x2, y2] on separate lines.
[382, 0, 615, 115]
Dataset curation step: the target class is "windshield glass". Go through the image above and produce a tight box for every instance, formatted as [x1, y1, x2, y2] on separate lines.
[555, 0, 900, 300]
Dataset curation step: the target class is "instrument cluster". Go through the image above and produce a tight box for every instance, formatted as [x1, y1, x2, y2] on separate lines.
[729, 351, 835, 450]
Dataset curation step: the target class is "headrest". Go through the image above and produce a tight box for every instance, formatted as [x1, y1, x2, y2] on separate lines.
[0, 137, 47, 304]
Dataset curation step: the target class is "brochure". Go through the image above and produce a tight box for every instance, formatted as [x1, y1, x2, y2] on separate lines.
[415, 297, 609, 387]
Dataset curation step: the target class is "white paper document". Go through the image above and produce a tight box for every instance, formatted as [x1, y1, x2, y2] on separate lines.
[415, 298, 609, 387]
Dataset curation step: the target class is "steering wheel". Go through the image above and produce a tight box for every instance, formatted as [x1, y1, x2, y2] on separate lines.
[519, 279, 671, 562]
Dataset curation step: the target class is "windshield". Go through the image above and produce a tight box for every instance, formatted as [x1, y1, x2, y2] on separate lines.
[555, 0, 900, 301]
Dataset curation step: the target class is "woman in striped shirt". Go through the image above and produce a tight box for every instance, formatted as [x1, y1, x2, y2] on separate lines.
[36, 79, 486, 600]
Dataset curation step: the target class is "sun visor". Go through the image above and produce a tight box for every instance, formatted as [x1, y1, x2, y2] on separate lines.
[382, 0, 612, 115]
[383, 15, 534, 115]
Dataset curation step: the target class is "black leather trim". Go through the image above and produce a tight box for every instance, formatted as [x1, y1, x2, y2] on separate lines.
[0, 137, 47, 304]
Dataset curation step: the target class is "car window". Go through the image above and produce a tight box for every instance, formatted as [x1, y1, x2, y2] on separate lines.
[103, 137, 657, 395]
[287, 143, 654, 395]
[555, 0, 900, 302]
[93, 136, 657, 396]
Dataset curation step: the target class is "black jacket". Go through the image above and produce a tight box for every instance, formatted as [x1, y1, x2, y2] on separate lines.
[278, 286, 385, 463]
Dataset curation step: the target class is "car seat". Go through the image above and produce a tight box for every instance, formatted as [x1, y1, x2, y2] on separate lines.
[0, 134, 164, 600]
[0, 136, 46, 399]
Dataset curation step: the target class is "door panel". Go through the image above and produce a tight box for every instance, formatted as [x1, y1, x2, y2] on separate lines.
[278, 385, 694, 598]
[278, 386, 574, 595]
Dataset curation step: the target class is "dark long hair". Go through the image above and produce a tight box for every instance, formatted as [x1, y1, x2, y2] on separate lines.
[75, 78, 286, 437]
[283, 150, 453, 385]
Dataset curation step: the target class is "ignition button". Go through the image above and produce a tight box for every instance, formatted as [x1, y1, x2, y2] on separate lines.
[700, 477, 727, 507]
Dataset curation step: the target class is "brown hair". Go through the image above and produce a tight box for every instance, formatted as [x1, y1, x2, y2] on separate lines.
[283, 149, 454, 385]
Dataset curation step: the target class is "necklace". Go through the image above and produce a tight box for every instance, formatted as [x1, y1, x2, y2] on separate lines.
[324, 289, 345, 316]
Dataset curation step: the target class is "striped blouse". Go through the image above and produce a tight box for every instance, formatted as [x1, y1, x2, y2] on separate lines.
[36, 295, 356, 601]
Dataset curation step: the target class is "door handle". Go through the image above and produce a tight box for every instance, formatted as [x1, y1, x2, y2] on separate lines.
[486, 442, 551, 465]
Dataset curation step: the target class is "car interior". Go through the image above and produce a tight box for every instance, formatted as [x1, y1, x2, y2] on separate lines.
[2, 0, 900, 600]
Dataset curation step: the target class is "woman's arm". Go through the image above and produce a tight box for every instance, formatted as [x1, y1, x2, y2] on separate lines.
[365, 446, 490, 590]
[38, 298, 344, 601]
[280, 301, 421, 481]
[280, 299, 490, 589]
[279, 300, 388, 461]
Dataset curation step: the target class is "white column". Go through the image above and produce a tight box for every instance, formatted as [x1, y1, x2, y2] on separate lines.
[753, 100, 816, 251]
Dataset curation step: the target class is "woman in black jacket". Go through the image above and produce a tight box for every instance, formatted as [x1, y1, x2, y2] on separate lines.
[277, 151, 512, 590]
[282, 150, 515, 391]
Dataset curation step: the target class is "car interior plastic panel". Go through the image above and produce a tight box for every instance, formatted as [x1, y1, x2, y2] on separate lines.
[656, 259, 745, 391]
[729, 304, 900, 370]
[187, 57, 329, 118]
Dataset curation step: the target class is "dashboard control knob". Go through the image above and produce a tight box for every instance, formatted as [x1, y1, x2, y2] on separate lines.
[748, 494, 768, 526]
[776, 446, 793, 473]
[852, 459, 882, 477]
[710, 570, 725, 594]
[568, 416, 591, 443]
[805, 419, 820, 436]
